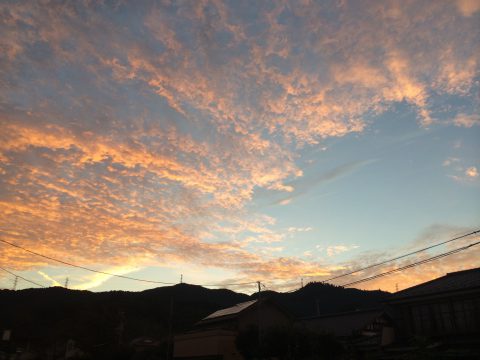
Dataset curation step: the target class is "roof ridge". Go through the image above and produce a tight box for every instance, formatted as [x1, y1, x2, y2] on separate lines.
[391, 266, 480, 299]
[446, 266, 480, 276]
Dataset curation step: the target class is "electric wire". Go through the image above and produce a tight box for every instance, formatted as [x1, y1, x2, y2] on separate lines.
[0, 238, 257, 287]
[1, 229, 478, 290]
[340, 240, 480, 287]
[0, 266, 46, 288]
[259, 229, 479, 291]
[197, 281, 258, 287]
[321, 229, 479, 284]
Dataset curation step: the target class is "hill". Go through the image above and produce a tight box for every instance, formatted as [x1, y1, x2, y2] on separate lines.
[0, 283, 389, 358]
[253, 282, 389, 318]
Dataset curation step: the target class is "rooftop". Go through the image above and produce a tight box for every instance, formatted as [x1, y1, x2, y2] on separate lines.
[201, 300, 257, 321]
[390, 267, 480, 300]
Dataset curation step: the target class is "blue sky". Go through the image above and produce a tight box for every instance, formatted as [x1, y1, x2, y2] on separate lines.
[0, 0, 479, 293]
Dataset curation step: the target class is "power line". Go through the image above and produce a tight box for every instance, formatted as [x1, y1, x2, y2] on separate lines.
[257, 229, 480, 291]
[0, 239, 176, 285]
[340, 240, 480, 287]
[0, 239, 257, 288]
[0, 266, 46, 288]
[1, 229, 478, 290]
[198, 281, 258, 287]
[255, 229, 479, 287]
[322, 229, 479, 284]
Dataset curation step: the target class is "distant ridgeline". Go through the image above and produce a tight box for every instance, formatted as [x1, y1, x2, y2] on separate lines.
[0, 283, 388, 358]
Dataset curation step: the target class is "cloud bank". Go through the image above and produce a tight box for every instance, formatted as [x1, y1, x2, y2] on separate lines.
[0, 1, 478, 289]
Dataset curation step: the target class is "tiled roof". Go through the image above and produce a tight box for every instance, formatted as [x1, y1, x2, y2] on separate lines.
[202, 300, 257, 321]
[390, 267, 480, 300]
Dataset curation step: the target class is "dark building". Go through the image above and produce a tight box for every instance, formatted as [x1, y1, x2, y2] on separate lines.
[300, 308, 394, 357]
[385, 267, 480, 358]
[173, 299, 292, 360]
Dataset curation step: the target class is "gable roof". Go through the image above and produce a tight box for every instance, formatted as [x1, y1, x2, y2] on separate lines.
[390, 267, 480, 301]
[201, 300, 257, 322]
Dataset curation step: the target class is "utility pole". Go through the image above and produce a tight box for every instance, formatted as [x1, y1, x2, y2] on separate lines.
[180, 274, 183, 284]
[257, 281, 262, 356]
[12, 276, 18, 290]
[395, 283, 399, 292]
[64, 277, 69, 289]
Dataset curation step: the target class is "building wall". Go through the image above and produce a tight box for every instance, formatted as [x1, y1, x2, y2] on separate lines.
[393, 293, 480, 339]
[174, 329, 243, 360]
[173, 302, 292, 359]
[238, 302, 291, 332]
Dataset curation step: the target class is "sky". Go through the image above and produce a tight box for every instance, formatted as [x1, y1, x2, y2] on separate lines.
[0, 0, 479, 294]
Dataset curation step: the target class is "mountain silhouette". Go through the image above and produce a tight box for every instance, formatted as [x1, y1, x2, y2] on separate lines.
[0, 283, 389, 358]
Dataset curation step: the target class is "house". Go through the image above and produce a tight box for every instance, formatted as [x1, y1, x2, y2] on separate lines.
[299, 308, 394, 357]
[384, 267, 480, 359]
[301, 308, 394, 341]
[173, 298, 292, 360]
[387, 267, 480, 339]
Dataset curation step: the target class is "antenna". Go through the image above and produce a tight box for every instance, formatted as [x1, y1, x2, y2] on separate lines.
[12, 276, 18, 291]
[257, 281, 263, 356]
[64, 277, 69, 289]
[180, 274, 183, 284]
[395, 283, 399, 292]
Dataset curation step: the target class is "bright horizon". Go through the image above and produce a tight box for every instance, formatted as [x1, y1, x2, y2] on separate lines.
[1, 1, 479, 294]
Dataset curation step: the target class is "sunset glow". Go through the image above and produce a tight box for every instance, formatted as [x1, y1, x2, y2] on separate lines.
[0, 1, 479, 293]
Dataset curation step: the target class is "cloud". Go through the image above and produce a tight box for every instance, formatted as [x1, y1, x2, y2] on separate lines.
[465, 166, 479, 178]
[447, 165, 480, 183]
[287, 227, 313, 233]
[355, 244, 480, 292]
[37, 271, 62, 287]
[443, 157, 479, 183]
[326, 245, 360, 257]
[322, 225, 480, 292]
[442, 157, 460, 167]
[0, 1, 478, 290]
[279, 198, 292, 206]
[456, 0, 480, 16]
[453, 113, 480, 128]
[274, 159, 376, 205]
[71, 266, 141, 291]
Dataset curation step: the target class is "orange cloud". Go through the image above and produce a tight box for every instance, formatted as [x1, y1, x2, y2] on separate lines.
[465, 166, 479, 178]
[456, 0, 480, 16]
[0, 1, 478, 291]
[453, 113, 480, 128]
[323, 228, 480, 293]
